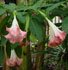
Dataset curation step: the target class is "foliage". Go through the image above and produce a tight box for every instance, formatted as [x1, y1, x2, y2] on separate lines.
[0, 0, 68, 70]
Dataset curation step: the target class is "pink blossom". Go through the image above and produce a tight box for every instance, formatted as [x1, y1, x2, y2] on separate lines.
[6, 49, 22, 67]
[46, 17, 66, 47]
[5, 15, 27, 44]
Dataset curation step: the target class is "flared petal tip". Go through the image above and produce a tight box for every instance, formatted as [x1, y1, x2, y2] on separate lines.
[6, 59, 16, 67]
[61, 31, 66, 41]
[6, 58, 22, 67]
[48, 32, 66, 47]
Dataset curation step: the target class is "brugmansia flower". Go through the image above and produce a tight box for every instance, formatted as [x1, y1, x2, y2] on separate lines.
[46, 17, 66, 47]
[38, 10, 66, 47]
[6, 49, 22, 67]
[5, 14, 27, 44]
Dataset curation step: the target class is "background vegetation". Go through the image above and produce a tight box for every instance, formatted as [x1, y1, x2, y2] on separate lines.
[0, 0, 68, 70]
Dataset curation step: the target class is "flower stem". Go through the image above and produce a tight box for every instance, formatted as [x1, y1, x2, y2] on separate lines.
[25, 15, 30, 32]
[3, 44, 10, 70]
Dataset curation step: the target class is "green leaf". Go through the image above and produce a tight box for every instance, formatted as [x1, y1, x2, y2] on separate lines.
[15, 46, 22, 57]
[29, 17, 45, 42]
[17, 12, 26, 23]
[32, 0, 45, 10]
[0, 16, 10, 34]
[0, 8, 6, 16]
[17, 5, 30, 11]
[62, 17, 68, 34]
[16, 0, 45, 11]
[11, 43, 19, 49]
[46, 1, 65, 13]
[0, 36, 7, 46]
[3, 3, 17, 12]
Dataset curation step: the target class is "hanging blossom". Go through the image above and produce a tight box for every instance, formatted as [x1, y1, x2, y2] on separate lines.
[5, 14, 27, 44]
[45, 17, 66, 47]
[6, 49, 22, 67]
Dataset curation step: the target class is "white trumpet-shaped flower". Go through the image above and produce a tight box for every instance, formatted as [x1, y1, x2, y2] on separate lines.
[6, 49, 22, 67]
[5, 15, 27, 44]
[46, 17, 66, 47]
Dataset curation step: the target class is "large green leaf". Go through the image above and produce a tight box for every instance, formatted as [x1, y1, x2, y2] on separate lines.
[62, 17, 68, 34]
[0, 16, 10, 34]
[29, 16, 45, 42]
[17, 12, 26, 24]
